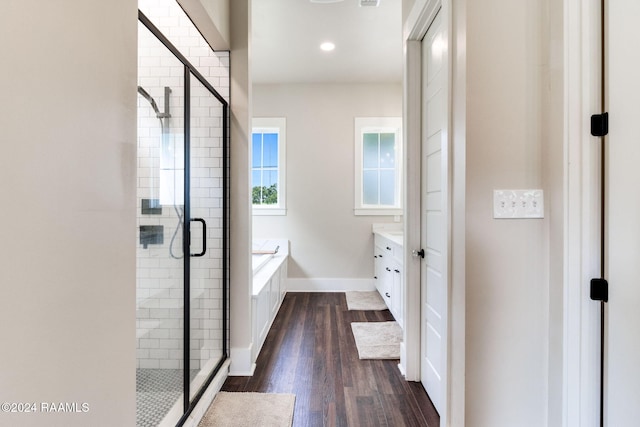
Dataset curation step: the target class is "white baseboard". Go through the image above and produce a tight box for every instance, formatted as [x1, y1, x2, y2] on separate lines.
[229, 344, 256, 376]
[286, 278, 375, 292]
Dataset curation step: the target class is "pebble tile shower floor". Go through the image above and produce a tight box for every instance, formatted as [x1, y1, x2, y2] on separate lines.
[136, 368, 198, 427]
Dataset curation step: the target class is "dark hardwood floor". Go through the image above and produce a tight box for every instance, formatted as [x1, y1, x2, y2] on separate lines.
[222, 292, 439, 427]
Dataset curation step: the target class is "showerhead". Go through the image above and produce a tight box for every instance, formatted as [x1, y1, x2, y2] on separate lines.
[137, 86, 162, 117]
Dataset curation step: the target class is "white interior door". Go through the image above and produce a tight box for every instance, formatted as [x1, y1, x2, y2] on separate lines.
[606, 2, 640, 424]
[420, 9, 448, 415]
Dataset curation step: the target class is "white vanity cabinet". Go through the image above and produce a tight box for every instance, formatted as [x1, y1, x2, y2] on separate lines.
[373, 232, 403, 329]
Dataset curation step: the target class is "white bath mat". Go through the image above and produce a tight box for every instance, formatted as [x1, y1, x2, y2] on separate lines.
[350, 321, 402, 360]
[198, 392, 295, 427]
[345, 291, 387, 311]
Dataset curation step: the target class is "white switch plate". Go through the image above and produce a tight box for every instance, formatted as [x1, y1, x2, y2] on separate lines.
[493, 189, 544, 219]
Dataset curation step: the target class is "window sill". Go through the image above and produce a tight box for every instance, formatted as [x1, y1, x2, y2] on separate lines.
[253, 208, 287, 216]
[354, 208, 403, 216]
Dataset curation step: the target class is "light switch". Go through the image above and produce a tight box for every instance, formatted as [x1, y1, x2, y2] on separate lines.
[493, 189, 544, 219]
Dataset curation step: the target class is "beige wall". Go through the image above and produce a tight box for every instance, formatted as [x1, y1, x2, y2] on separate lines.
[0, 1, 137, 426]
[253, 83, 402, 280]
[465, 0, 561, 426]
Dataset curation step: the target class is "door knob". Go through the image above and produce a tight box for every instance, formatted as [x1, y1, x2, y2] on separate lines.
[412, 249, 425, 259]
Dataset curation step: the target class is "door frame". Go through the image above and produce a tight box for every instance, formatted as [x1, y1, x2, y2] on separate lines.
[403, 0, 466, 425]
[563, 0, 606, 425]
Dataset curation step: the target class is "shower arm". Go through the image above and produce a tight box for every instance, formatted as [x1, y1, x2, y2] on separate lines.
[137, 86, 171, 119]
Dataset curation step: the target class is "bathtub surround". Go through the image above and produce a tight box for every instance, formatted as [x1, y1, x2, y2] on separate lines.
[251, 239, 289, 368]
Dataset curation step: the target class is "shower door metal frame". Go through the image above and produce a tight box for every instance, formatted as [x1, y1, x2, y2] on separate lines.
[138, 11, 230, 427]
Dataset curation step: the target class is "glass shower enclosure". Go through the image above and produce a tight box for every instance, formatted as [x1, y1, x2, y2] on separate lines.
[136, 11, 229, 427]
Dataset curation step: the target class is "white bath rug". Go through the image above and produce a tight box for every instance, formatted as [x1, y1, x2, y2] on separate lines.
[350, 321, 402, 360]
[345, 291, 387, 311]
[198, 392, 295, 427]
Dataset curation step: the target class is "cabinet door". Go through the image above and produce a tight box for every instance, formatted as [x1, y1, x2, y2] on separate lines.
[391, 262, 403, 328]
[374, 245, 385, 293]
[381, 263, 392, 308]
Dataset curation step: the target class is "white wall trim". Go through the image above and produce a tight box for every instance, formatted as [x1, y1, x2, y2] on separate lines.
[252, 208, 287, 216]
[405, 1, 463, 426]
[448, 0, 466, 425]
[563, 0, 602, 425]
[252, 117, 287, 213]
[229, 344, 256, 376]
[354, 208, 403, 216]
[354, 117, 403, 212]
[404, 0, 442, 41]
[403, 39, 422, 383]
[286, 278, 375, 293]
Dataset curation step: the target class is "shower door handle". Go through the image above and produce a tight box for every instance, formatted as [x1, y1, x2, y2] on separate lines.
[190, 218, 207, 257]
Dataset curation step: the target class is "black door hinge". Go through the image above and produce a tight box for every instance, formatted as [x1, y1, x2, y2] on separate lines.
[590, 278, 609, 302]
[591, 112, 609, 137]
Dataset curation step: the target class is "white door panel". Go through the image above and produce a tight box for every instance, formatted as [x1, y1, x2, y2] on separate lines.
[426, 192, 442, 211]
[426, 92, 446, 137]
[425, 249, 442, 274]
[426, 212, 444, 251]
[420, 8, 448, 415]
[426, 151, 442, 191]
[426, 36, 444, 82]
[426, 131, 442, 154]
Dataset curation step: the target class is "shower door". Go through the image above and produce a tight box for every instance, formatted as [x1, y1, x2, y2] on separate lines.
[136, 19, 187, 427]
[185, 73, 228, 404]
[136, 12, 229, 427]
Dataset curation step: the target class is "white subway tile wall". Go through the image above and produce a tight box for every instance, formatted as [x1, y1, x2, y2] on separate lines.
[137, 0, 229, 371]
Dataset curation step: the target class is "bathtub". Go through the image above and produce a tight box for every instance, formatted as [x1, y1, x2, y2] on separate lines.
[251, 239, 288, 363]
[252, 253, 273, 275]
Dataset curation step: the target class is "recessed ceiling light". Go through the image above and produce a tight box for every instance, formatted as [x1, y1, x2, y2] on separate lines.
[320, 42, 336, 52]
[360, 0, 380, 6]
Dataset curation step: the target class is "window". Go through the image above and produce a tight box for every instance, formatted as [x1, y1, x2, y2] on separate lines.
[252, 118, 286, 215]
[354, 117, 402, 215]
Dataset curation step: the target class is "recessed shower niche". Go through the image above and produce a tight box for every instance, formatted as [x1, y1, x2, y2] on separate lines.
[136, 4, 229, 427]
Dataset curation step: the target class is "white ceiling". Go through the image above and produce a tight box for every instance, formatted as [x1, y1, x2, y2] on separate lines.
[252, 0, 403, 84]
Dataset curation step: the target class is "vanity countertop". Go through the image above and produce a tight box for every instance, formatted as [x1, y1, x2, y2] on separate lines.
[372, 224, 403, 246]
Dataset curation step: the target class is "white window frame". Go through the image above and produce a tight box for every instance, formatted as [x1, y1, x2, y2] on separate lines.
[354, 117, 403, 216]
[252, 117, 287, 215]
